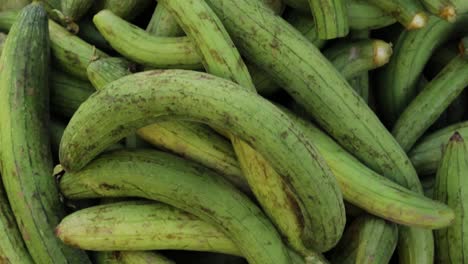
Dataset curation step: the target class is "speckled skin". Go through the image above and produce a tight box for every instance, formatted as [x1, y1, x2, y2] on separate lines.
[57, 201, 240, 254]
[434, 133, 468, 263]
[59, 62, 455, 231]
[285, 110, 453, 229]
[161, 0, 343, 254]
[0, 34, 32, 260]
[0, 3, 90, 264]
[201, 0, 433, 262]
[59, 149, 291, 264]
[87, 57, 246, 190]
[58, 69, 349, 262]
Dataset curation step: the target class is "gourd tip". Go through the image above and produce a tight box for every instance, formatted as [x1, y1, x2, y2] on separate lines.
[440, 6, 456, 23]
[408, 13, 428, 30]
[373, 40, 393, 67]
[450, 132, 464, 142]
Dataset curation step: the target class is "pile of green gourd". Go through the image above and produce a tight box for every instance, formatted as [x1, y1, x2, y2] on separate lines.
[1, 0, 468, 263]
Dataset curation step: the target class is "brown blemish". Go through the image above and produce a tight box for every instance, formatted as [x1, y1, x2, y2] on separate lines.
[209, 49, 224, 63]
[99, 183, 120, 190]
[280, 131, 288, 139]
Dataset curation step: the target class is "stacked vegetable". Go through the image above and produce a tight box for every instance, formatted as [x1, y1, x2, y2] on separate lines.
[0, 0, 467, 263]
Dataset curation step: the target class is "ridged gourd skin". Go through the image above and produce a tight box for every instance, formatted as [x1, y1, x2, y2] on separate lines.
[0, 3, 90, 264]
[283, 0, 396, 30]
[59, 149, 292, 264]
[306, 0, 348, 39]
[392, 55, 468, 152]
[378, 15, 468, 126]
[434, 132, 468, 263]
[161, 0, 343, 255]
[410, 121, 468, 175]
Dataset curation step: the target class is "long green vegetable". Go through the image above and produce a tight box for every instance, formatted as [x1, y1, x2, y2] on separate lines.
[329, 215, 398, 264]
[434, 132, 468, 263]
[59, 69, 345, 259]
[60, 149, 292, 264]
[57, 201, 240, 254]
[86, 57, 248, 191]
[0, 10, 109, 80]
[377, 15, 468, 125]
[0, 180, 33, 263]
[284, 0, 397, 30]
[94, 10, 202, 70]
[287, 111, 453, 229]
[364, 0, 428, 29]
[0, 3, 90, 263]
[410, 121, 468, 175]
[202, 0, 420, 192]
[199, 2, 431, 261]
[322, 39, 392, 80]
[146, 4, 184, 37]
[161, 0, 344, 254]
[392, 55, 468, 152]
[62, 70, 454, 228]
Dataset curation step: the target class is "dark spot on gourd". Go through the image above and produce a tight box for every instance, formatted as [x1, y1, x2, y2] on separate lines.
[280, 131, 288, 139]
[99, 183, 120, 190]
[282, 180, 305, 231]
[201, 206, 215, 215]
